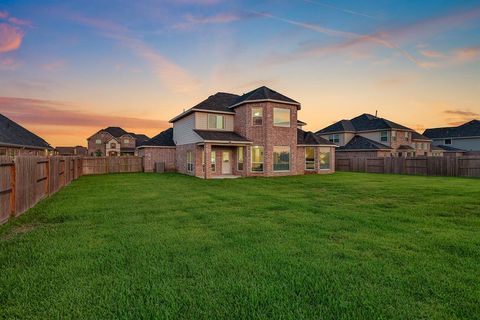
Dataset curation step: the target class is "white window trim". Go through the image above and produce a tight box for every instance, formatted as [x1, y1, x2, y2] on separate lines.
[237, 147, 244, 171]
[211, 151, 216, 172]
[208, 114, 225, 130]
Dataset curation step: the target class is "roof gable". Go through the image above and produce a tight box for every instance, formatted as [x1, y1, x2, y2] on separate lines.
[230, 86, 300, 108]
[298, 129, 334, 145]
[139, 128, 175, 147]
[103, 127, 128, 137]
[0, 114, 52, 149]
[338, 135, 392, 151]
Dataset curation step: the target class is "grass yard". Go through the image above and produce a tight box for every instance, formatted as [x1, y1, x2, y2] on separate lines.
[0, 172, 479, 319]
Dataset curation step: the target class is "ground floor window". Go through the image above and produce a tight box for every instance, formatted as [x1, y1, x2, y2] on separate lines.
[211, 151, 216, 172]
[237, 147, 244, 171]
[305, 147, 315, 170]
[187, 151, 194, 172]
[251, 146, 264, 172]
[0, 148, 6, 156]
[273, 146, 290, 171]
[319, 148, 331, 170]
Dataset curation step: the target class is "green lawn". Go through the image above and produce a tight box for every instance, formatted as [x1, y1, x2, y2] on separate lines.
[0, 173, 479, 319]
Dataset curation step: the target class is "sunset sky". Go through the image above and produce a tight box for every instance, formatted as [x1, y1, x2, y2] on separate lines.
[0, 0, 479, 147]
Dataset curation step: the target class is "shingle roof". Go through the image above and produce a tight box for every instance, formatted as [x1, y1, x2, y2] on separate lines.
[337, 135, 392, 151]
[194, 130, 251, 142]
[0, 114, 53, 150]
[298, 129, 335, 145]
[139, 128, 175, 147]
[230, 86, 300, 108]
[130, 133, 150, 143]
[317, 113, 412, 134]
[103, 127, 128, 137]
[398, 145, 414, 150]
[169, 92, 239, 122]
[433, 145, 465, 152]
[411, 131, 431, 141]
[423, 120, 480, 139]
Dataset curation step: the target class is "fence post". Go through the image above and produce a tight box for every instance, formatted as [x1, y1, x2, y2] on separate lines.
[46, 157, 50, 196]
[10, 162, 16, 217]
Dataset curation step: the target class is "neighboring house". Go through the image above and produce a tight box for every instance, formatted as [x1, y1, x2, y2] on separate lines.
[0, 114, 53, 156]
[316, 113, 437, 157]
[138, 86, 336, 178]
[87, 127, 149, 156]
[423, 120, 480, 152]
[55, 146, 88, 156]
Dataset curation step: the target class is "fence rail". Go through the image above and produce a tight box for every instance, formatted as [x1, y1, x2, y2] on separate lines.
[336, 156, 480, 177]
[82, 157, 143, 175]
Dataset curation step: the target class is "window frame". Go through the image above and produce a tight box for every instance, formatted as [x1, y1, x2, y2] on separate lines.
[124, 139, 129, 144]
[95, 139, 102, 144]
[273, 107, 291, 127]
[110, 143, 116, 148]
[329, 134, 340, 143]
[251, 146, 264, 172]
[319, 147, 331, 170]
[251, 107, 263, 126]
[237, 147, 244, 171]
[211, 151, 216, 172]
[208, 114, 225, 130]
[186, 151, 194, 172]
[445, 139, 452, 145]
[305, 147, 315, 171]
[380, 131, 388, 142]
[273, 146, 290, 172]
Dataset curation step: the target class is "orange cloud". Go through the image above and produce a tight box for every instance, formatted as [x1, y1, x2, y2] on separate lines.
[0, 96, 168, 128]
[419, 50, 445, 58]
[0, 23, 23, 52]
[40, 59, 67, 71]
[453, 46, 480, 61]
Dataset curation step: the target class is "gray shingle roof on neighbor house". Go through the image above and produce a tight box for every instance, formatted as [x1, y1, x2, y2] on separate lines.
[193, 130, 251, 142]
[129, 133, 150, 143]
[337, 135, 392, 151]
[411, 131, 431, 141]
[423, 120, 480, 139]
[317, 113, 412, 134]
[0, 114, 53, 150]
[433, 145, 466, 152]
[297, 129, 335, 145]
[103, 126, 128, 137]
[139, 128, 175, 147]
[230, 86, 300, 108]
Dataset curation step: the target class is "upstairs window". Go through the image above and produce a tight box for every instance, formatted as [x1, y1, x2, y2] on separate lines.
[252, 107, 263, 125]
[208, 114, 225, 130]
[124, 139, 130, 144]
[380, 131, 388, 142]
[110, 143, 116, 148]
[0, 148, 6, 156]
[391, 131, 397, 141]
[95, 139, 101, 144]
[273, 108, 290, 127]
[445, 139, 452, 145]
[405, 132, 409, 140]
[329, 134, 340, 143]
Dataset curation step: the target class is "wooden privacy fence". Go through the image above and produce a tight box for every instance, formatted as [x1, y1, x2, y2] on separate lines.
[0, 156, 83, 224]
[82, 156, 143, 175]
[336, 156, 480, 177]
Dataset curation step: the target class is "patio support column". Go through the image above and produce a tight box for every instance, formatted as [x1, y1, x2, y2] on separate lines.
[204, 143, 211, 179]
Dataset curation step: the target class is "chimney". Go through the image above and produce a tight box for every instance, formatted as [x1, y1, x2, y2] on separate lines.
[375, 110, 378, 117]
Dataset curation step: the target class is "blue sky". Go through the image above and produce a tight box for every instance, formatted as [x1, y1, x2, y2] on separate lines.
[0, 0, 479, 145]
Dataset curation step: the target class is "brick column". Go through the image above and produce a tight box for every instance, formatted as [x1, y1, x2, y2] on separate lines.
[204, 143, 211, 179]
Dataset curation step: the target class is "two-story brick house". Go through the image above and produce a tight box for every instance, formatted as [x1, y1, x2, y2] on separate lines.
[316, 113, 437, 157]
[87, 127, 149, 156]
[138, 86, 335, 178]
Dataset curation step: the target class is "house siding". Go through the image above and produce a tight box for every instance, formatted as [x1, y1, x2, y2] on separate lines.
[195, 112, 235, 131]
[431, 137, 480, 151]
[173, 113, 201, 145]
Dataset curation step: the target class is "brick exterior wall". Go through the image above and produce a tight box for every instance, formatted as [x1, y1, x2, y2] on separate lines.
[234, 102, 299, 177]
[296, 146, 336, 175]
[138, 147, 176, 172]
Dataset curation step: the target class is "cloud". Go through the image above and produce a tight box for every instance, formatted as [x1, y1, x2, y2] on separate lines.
[0, 23, 24, 52]
[444, 109, 479, 117]
[303, 0, 379, 20]
[0, 96, 169, 129]
[0, 10, 32, 27]
[419, 50, 445, 58]
[69, 14, 199, 92]
[174, 12, 251, 30]
[0, 57, 21, 70]
[172, 0, 222, 4]
[261, 6, 480, 68]
[453, 46, 480, 61]
[40, 59, 67, 71]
